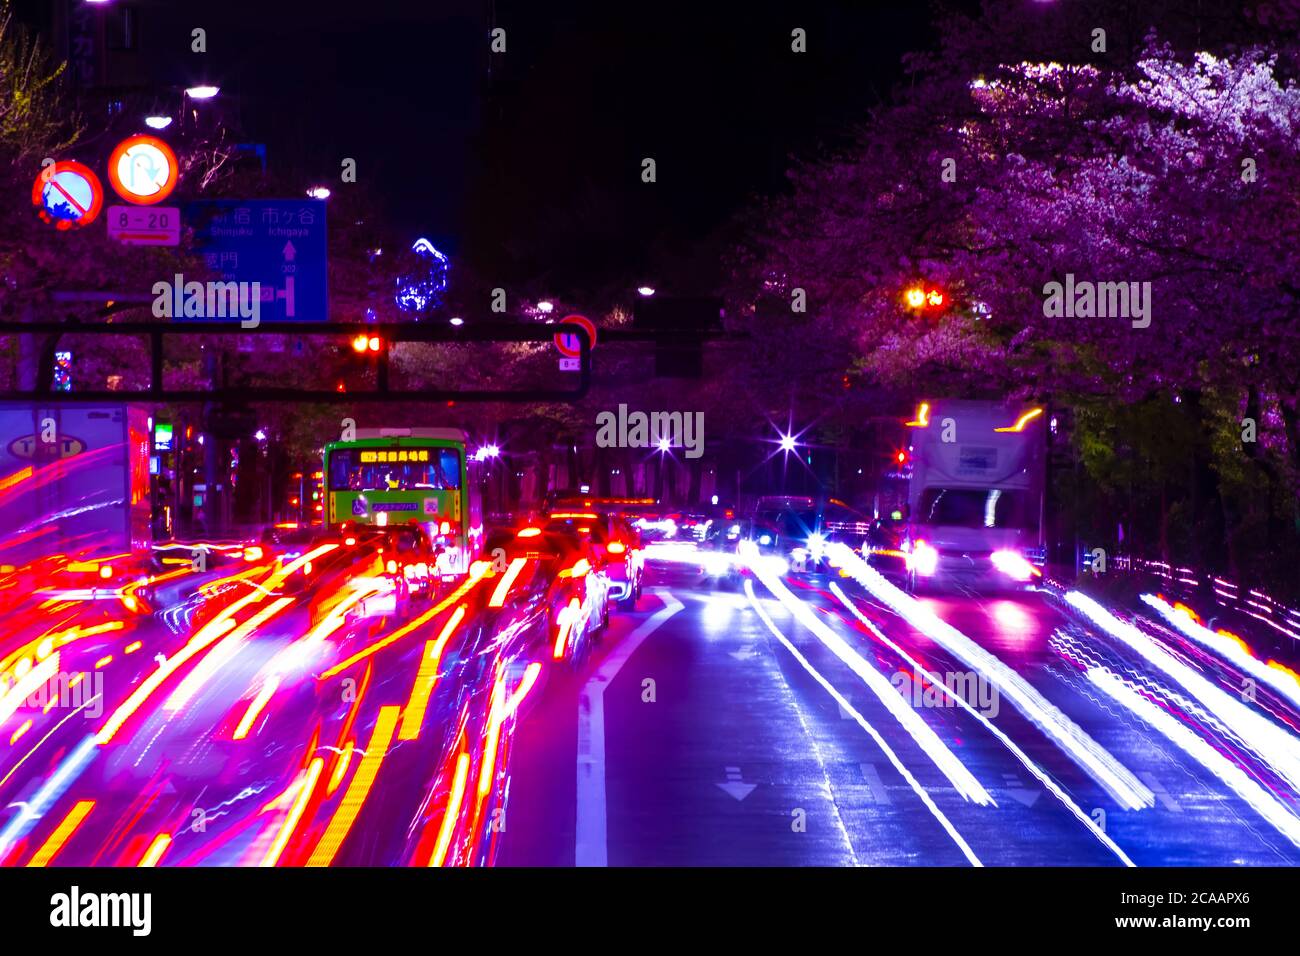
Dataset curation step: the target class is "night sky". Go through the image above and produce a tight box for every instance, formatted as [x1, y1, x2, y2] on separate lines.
[17, 0, 945, 293]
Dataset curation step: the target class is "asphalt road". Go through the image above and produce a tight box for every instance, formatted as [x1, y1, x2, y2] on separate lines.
[3, 545, 1299, 867]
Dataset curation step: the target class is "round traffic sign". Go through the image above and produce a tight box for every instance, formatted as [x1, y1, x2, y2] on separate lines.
[554, 314, 597, 358]
[32, 160, 104, 230]
[107, 134, 179, 205]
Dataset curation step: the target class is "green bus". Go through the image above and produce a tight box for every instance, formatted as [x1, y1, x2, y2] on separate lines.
[323, 427, 484, 575]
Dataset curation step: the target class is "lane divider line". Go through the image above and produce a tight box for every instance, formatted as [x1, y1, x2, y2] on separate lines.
[575, 589, 684, 867]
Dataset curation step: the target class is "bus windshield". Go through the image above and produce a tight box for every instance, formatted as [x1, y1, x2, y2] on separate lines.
[917, 488, 1038, 531]
[328, 447, 462, 492]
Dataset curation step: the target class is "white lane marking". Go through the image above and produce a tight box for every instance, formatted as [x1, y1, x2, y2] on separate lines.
[744, 580, 984, 867]
[830, 582, 1135, 866]
[575, 589, 684, 867]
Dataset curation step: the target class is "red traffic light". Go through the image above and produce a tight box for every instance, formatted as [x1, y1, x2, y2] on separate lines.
[904, 285, 946, 310]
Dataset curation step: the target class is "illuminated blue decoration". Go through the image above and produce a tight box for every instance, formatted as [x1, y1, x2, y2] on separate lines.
[395, 237, 449, 312]
[53, 351, 73, 392]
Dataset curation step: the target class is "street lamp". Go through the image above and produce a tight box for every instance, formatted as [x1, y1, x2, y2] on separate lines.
[145, 116, 173, 130]
[449, 316, 464, 326]
[637, 286, 656, 297]
[779, 433, 797, 453]
[306, 186, 331, 200]
[184, 85, 220, 100]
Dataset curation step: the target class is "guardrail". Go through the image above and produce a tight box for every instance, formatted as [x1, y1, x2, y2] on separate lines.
[1080, 553, 1300, 647]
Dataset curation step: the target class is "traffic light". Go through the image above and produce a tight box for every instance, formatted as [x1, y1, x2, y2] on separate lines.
[633, 296, 721, 378]
[903, 284, 946, 313]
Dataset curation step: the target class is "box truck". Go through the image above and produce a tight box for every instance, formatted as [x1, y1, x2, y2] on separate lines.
[902, 400, 1047, 593]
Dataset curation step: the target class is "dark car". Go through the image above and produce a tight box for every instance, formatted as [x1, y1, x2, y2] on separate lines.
[863, 511, 910, 581]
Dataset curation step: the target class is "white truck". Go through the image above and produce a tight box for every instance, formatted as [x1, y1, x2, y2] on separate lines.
[903, 399, 1047, 593]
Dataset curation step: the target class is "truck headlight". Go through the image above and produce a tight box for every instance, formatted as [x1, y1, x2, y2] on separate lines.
[907, 540, 939, 577]
[991, 549, 1038, 581]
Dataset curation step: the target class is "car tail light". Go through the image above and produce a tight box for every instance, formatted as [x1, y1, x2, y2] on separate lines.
[991, 549, 1040, 581]
[517, 527, 541, 538]
[907, 540, 939, 577]
[559, 558, 591, 578]
[607, 541, 626, 555]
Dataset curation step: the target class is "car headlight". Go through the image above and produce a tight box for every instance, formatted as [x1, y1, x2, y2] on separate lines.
[703, 553, 731, 576]
[764, 555, 790, 577]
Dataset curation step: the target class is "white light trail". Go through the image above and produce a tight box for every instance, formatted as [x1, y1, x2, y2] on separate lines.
[742, 542, 993, 806]
[744, 580, 983, 866]
[829, 582, 1135, 866]
[1089, 666, 1300, 848]
[828, 543, 1153, 810]
[1067, 590, 1300, 794]
[1140, 594, 1300, 712]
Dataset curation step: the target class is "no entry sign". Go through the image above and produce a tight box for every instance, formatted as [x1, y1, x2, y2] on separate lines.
[32, 160, 104, 230]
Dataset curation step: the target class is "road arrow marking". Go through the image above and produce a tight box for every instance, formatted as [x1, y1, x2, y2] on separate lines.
[1140, 772, 1182, 812]
[1002, 773, 1041, 807]
[860, 762, 892, 805]
[716, 766, 756, 801]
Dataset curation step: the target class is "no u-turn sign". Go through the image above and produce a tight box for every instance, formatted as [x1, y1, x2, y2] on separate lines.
[554, 314, 597, 371]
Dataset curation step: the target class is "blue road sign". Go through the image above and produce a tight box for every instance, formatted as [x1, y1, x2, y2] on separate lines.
[185, 199, 328, 321]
